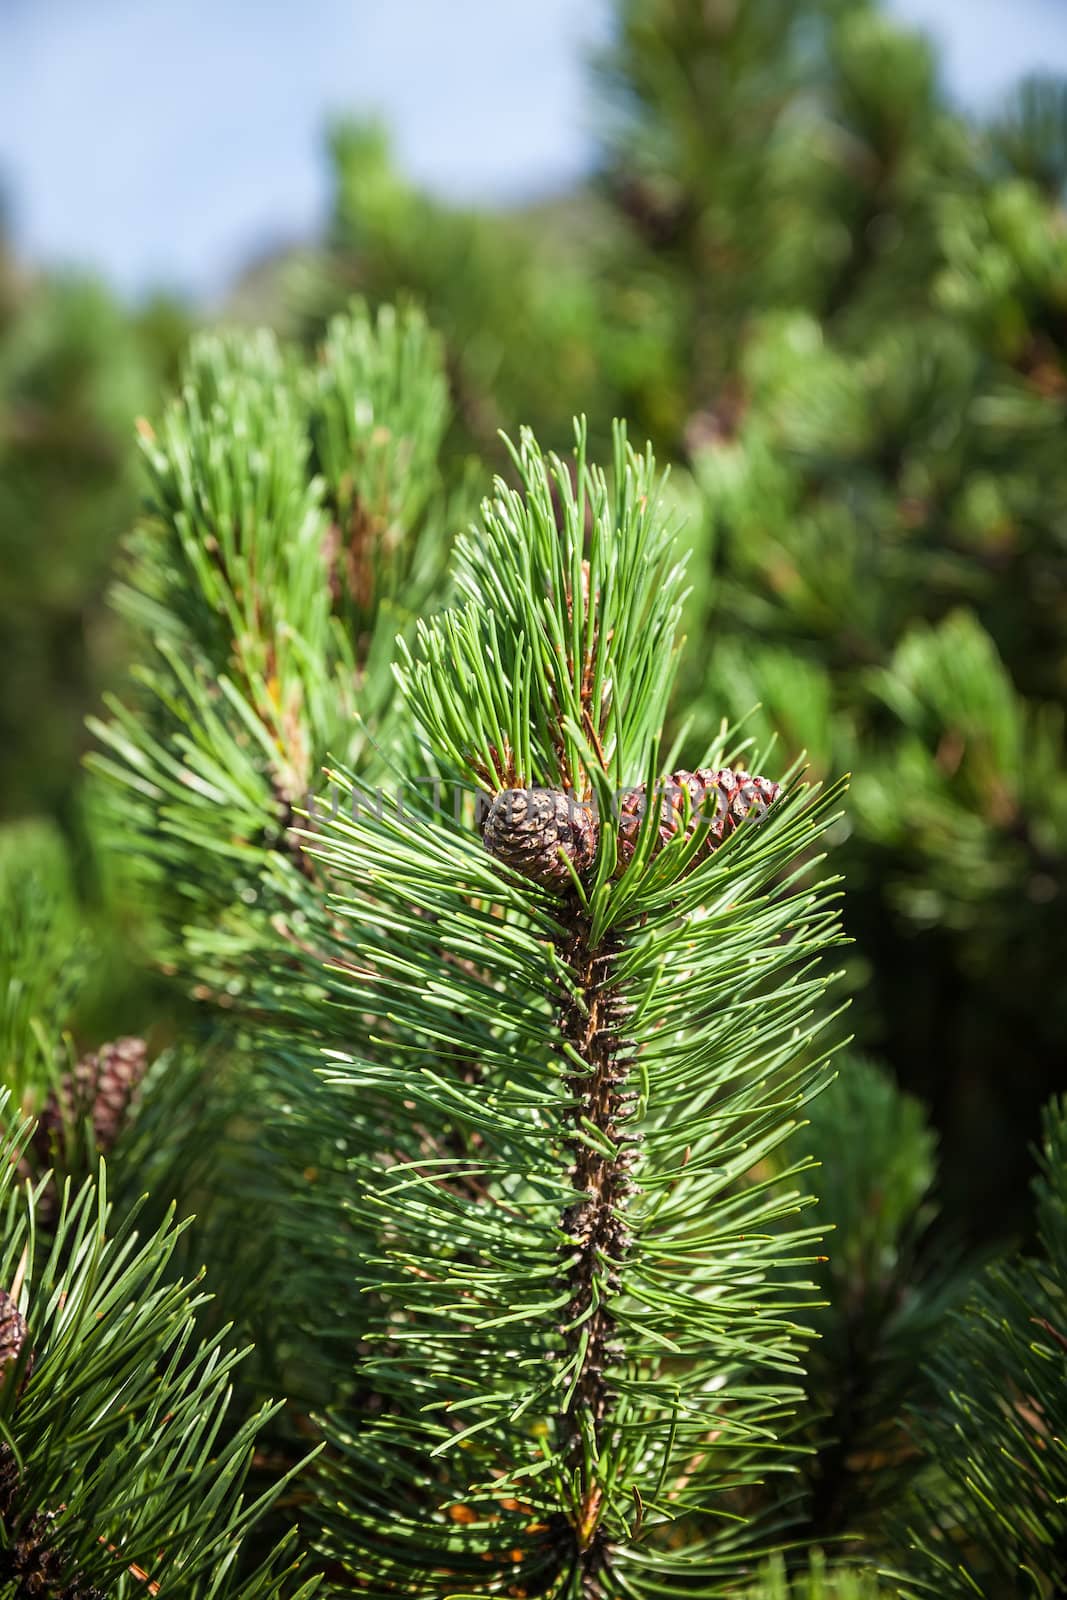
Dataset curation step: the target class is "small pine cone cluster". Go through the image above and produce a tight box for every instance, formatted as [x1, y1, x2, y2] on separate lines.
[616, 768, 779, 872]
[481, 770, 778, 890]
[0, 1369, 101, 1600]
[0, 1289, 33, 1397]
[0, 1509, 103, 1600]
[482, 789, 598, 891]
[34, 1037, 148, 1164]
[0, 1514, 63, 1598]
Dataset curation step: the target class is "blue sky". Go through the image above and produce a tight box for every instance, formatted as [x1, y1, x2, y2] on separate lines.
[2, 0, 1067, 303]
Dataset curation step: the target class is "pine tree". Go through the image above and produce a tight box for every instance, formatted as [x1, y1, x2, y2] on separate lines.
[84, 315, 854, 1590]
[290, 122, 670, 467]
[789, 1058, 965, 1546]
[579, 0, 1067, 1252]
[71, 289, 1067, 1590]
[5, 0, 1066, 1584]
[88, 299, 455, 1009]
[0, 1096, 315, 1600]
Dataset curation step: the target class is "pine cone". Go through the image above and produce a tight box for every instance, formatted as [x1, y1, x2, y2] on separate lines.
[0, 1511, 102, 1600]
[483, 789, 599, 891]
[0, 1290, 33, 1397]
[35, 1037, 148, 1162]
[616, 768, 779, 872]
[0, 1514, 64, 1598]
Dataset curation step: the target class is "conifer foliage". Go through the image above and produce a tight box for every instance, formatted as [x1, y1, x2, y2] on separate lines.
[0, 828, 315, 1600]
[81, 300, 464, 1420]
[306, 0, 1067, 1249]
[899, 1098, 1067, 1597]
[87, 300, 454, 1005]
[0, 1100, 315, 1600]
[0, 1102, 314, 1600]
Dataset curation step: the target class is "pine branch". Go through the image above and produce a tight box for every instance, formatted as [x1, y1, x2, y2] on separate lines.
[0, 822, 89, 1104]
[0, 1089, 318, 1600]
[87, 300, 458, 1018]
[296, 423, 846, 1596]
[786, 1058, 970, 1546]
[896, 1095, 1067, 1596]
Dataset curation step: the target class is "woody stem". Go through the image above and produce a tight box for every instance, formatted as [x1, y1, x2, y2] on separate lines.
[556, 918, 637, 1598]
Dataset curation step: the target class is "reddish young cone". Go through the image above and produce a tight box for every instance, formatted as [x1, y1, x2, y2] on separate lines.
[616, 768, 779, 871]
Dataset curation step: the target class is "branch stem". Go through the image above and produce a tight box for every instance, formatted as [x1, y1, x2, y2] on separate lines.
[556, 917, 636, 1598]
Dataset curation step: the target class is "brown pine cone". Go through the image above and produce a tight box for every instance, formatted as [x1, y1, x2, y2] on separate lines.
[0, 1289, 33, 1397]
[483, 789, 598, 891]
[0, 1512, 75, 1600]
[616, 768, 779, 872]
[35, 1037, 148, 1163]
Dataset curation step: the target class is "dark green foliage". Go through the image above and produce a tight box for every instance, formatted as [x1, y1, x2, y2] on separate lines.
[898, 1098, 1067, 1597]
[789, 1058, 966, 1544]
[601, 0, 1067, 1240]
[296, 122, 672, 465]
[991, 74, 1067, 198]
[83, 386, 849, 1593]
[80, 303, 465, 1436]
[0, 836, 314, 1600]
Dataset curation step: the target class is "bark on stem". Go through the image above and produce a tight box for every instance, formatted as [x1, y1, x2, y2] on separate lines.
[556, 917, 638, 1598]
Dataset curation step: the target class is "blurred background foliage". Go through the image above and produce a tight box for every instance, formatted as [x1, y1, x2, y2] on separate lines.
[0, 228, 188, 828]
[2, 0, 1066, 1287]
